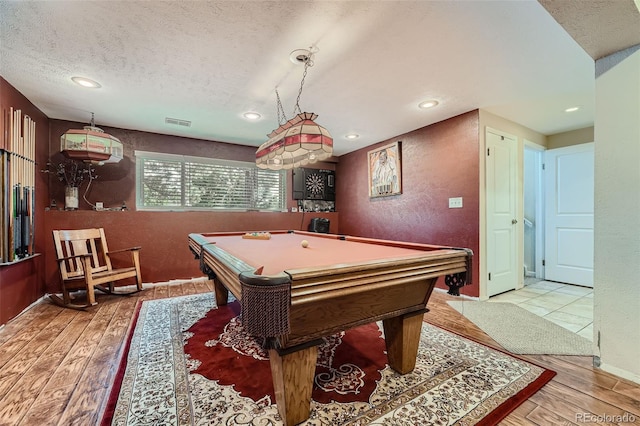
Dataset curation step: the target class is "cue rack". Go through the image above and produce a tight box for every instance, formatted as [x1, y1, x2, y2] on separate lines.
[1, 107, 36, 263]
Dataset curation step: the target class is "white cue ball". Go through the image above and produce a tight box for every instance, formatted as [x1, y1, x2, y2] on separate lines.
[301, 240, 309, 248]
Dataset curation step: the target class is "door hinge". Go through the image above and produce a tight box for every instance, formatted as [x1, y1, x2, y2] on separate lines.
[487, 148, 490, 156]
[488, 272, 491, 280]
[542, 163, 545, 170]
[542, 259, 545, 266]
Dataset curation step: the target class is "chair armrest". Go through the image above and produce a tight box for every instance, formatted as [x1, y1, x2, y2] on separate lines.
[57, 253, 92, 262]
[107, 246, 142, 255]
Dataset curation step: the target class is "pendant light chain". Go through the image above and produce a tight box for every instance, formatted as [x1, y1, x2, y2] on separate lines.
[293, 51, 313, 116]
[275, 89, 287, 126]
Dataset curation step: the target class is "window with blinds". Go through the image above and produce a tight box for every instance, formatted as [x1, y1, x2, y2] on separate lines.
[135, 151, 286, 211]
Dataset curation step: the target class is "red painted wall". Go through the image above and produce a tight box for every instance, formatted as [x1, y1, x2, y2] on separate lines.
[336, 111, 480, 296]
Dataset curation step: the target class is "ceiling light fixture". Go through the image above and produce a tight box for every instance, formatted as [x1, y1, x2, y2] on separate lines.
[71, 76, 101, 88]
[60, 113, 123, 163]
[256, 47, 332, 170]
[418, 100, 439, 109]
[243, 112, 262, 121]
[564, 106, 580, 112]
[345, 133, 360, 140]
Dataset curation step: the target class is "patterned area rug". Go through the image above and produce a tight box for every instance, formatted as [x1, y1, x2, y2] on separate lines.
[101, 293, 555, 425]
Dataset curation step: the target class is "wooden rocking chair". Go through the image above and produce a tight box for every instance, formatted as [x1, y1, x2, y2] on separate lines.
[50, 228, 143, 309]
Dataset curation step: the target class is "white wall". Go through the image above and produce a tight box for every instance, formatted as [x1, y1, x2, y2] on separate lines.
[594, 46, 640, 383]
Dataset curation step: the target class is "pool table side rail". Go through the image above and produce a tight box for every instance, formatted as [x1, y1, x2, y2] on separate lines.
[189, 233, 261, 301]
[284, 249, 468, 282]
[287, 254, 468, 301]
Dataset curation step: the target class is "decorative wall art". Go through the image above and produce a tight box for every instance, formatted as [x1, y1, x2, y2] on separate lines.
[368, 141, 402, 197]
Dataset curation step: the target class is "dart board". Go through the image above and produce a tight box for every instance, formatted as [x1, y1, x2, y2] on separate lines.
[305, 172, 325, 198]
[292, 168, 335, 201]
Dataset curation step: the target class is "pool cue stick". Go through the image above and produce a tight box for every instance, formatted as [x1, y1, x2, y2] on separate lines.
[27, 117, 35, 255]
[1, 106, 7, 262]
[22, 114, 31, 256]
[14, 108, 21, 259]
[12, 109, 18, 258]
[14, 108, 23, 258]
[7, 107, 14, 261]
[14, 109, 23, 258]
[22, 115, 34, 256]
[19, 113, 27, 257]
[21, 115, 29, 257]
[31, 118, 35, 254]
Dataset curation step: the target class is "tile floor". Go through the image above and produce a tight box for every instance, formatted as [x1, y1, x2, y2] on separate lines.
[489, 277, 594, 341]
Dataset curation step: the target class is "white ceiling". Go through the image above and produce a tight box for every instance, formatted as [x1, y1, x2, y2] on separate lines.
[0, 1, 635, 157]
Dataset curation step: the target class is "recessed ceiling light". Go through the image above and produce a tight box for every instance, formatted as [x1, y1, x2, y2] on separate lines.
[564, 106, 580, 113]
[243, 112, 262, 120]
[418, 100, 439, 109]
[345, 133, 359, 140]
[71, 76, 101, 88]
[290, 48, 314, 65]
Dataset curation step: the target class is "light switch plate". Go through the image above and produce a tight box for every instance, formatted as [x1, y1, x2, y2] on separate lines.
[449, 197, 463, 208]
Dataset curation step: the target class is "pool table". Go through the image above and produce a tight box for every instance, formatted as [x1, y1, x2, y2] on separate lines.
[188, 230, 471, 426]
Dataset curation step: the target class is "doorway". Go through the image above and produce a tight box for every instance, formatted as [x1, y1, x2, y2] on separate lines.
[524, 143, 544, 281]
[522, 142, 595, 288]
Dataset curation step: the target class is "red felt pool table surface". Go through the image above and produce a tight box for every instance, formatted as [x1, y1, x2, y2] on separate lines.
[194, 230, 440, 276]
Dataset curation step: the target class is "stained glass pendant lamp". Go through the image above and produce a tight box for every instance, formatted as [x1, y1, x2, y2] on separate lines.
[60, 113, 123, 163]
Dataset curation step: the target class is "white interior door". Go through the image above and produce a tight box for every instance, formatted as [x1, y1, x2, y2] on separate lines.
[544, 143, 594, 287]
[486, 129, 518, 296]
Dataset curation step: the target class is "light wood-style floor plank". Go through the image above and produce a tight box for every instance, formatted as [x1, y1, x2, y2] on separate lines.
[0, 283, 638, 426]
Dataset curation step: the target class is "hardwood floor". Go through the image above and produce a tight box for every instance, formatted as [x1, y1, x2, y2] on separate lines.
[0, 281, 638, 426]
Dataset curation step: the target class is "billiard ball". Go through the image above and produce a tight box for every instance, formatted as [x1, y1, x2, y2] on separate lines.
[301, 240, 309, 248]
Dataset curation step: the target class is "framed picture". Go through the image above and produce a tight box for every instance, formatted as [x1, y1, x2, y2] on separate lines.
[368, 141, 402, 197]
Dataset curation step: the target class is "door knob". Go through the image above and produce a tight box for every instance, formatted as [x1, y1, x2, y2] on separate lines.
[512, 219, 518, 224]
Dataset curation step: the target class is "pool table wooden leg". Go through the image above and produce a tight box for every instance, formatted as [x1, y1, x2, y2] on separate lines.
[213, 278, 229, 306]
[383, 310, 424, 374]
[268, 345, 318, 426]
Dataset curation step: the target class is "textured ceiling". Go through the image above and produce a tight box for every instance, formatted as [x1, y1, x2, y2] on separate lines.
[0, 1, 635, 156]
[539, 0, 640, 60]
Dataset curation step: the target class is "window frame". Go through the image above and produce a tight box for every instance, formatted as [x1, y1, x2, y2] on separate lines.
[135, 150, 287, 212]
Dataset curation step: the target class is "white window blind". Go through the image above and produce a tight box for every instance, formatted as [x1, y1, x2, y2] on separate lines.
[135, 151, 286, 211]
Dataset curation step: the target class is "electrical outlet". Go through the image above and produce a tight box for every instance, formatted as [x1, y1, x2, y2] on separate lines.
[449, 197, 463, 208]
[291, 207, 298, 212]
